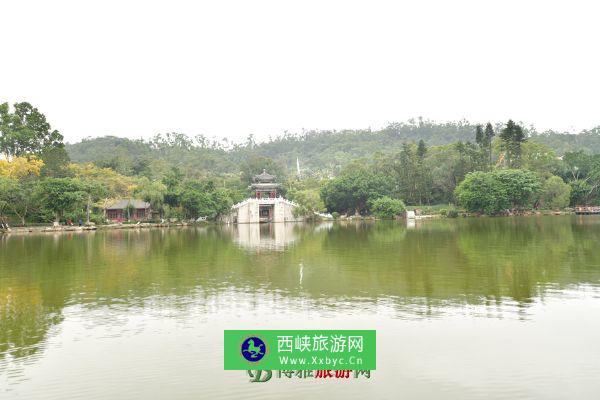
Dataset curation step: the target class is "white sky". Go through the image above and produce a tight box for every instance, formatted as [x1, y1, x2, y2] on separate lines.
[1, 0, 599, 144]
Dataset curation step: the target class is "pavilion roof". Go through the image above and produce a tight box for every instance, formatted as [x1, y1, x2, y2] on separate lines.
[105, 199, 151, 210]
[253, 169, 276, 183]
[250, 182, 281, 189]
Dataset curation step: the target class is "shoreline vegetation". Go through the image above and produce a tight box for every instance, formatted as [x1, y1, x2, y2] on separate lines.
[0, 209, 576, 235]
[2, 101, 600, 231]
[1, 221, 199, 235]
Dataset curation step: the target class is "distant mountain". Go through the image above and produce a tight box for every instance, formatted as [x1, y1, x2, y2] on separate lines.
[529, 127, 600, 155]
[66, 121, 600, 176]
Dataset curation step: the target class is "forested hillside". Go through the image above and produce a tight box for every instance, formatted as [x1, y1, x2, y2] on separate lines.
[529, 127, 600, 154]
[66, 119, 600, 177]
[65, 119, 481, 176]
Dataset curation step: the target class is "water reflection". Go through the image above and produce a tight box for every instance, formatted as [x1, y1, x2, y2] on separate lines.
[230, 223, 299, 251]
[1, 216, 600, 372]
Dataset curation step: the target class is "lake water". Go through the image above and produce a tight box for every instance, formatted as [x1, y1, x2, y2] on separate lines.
[1, 216, 600, 399]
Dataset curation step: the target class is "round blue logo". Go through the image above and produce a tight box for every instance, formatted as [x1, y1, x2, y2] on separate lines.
[241, 336, 266, 362]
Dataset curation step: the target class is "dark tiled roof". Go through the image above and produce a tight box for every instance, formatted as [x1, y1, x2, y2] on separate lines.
[250, 182, 280, 189]
[105, 199, 150, 210]
[253, 169, 276, 183]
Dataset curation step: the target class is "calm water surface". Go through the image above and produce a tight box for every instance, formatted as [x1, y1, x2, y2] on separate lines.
[1, 216, 600, 399]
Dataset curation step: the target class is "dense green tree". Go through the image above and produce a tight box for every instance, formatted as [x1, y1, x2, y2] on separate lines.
[180, 181, 216, 219]
[540, 176, 571, 209]
[0, 156, 45, 225]
[521, 142, 562, 177]
[36, 178, 87, 222]
[454, 171, 508, 214]
[177, 180, 235, 220]
[131, 156, 154, 178]
[475, 125, 484, 147]
[134, 177, 167, 217]
[211, 188, 235, 218]
[0, 189, 6, 219]
[454, 141, 483, 179]
[416, 141, 433, 204]
[288, 188, 325, 218]
[484, 123, 495, 166]
[475, 123, 495, 170]
[417, 139, 427, 158]
[391, 143, 432, 204]
[393, 143, 418, 203]
[499, 120, 527, 168]
[40, 146, 71, 177]
[286, 177, 326, 218]
[455, 169, 541, 214]
[93, 149, 135, 176]
[492, 169, 540, 209]
[0, 177, 39, 225]
[162, 167, 185, 207]
[557, 151, 600, 205]
[562, 151, 599, 180]
[369, 196, 406, 219]
[512, 124, 527, 164]
[0, 102, 64, 158]
[421, 143, 478, 203]
[320, 163, 392, 215]
[568, 180, 595, 206]
[78, 180, 109, 224]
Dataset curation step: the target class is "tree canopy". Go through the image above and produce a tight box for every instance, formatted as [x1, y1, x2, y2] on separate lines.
[320, 163, 393, 215]
[455, 169, 541, 214]
[0, 102, 65, 158]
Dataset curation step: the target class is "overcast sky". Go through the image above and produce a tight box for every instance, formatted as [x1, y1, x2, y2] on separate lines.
[2, 0, 599, 144]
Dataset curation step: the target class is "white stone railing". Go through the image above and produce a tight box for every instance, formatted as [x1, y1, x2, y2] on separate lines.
[280, 198, 299, 207]
[232, 198, 252, 209]
[231, 197, 299, 209]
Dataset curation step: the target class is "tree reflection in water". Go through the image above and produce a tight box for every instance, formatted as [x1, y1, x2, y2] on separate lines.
[1, 216, 600, 364]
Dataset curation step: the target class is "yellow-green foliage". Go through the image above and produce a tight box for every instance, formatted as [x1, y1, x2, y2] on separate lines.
[68, 163, 136, 198]
[0, 157, 44, 179]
